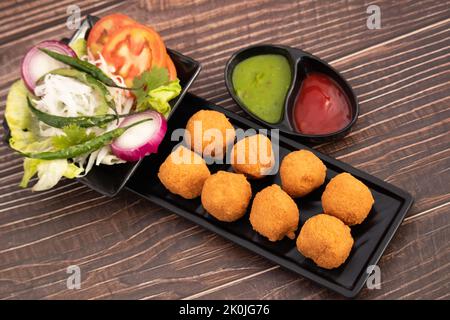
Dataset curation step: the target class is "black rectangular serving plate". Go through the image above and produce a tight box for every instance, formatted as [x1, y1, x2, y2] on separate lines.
[125, 93, 413, 298]
[73, 16, 202, 196]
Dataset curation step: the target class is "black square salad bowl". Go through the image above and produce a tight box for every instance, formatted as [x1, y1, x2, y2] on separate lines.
[3, 15, 201, 196]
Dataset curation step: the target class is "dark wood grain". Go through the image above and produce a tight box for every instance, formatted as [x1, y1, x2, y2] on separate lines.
[0, 0, 448, 300]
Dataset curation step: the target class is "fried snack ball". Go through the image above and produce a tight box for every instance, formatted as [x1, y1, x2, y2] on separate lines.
[297, 214, 353, 269]
[250, 184, 299, 241]
[280, 150, 327, 197]
[158, 146, 211, 199]
[185, 110, 236, 158]
[201, 171, 252, 222]
[321, 173, 375, 225]
[231, 134, 275, 179]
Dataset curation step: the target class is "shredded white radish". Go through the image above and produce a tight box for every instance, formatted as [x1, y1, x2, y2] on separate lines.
[34, 74, 100, 138]
[72, 51, 135, 170]
[80, 51, 135, 168]
[34, 74, 98, 117]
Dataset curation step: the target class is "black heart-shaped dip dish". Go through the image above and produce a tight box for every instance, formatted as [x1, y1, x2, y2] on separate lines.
[225, 44, 359, 143]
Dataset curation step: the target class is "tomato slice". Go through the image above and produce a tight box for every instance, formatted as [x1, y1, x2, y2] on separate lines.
[102, 25, 167, 86]
[165, 54, 177, 81]
[87, 14, 136, 58]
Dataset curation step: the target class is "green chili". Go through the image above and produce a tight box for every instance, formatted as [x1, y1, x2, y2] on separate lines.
[40, 48, 134, 90]
[22, 118, 152, 160]
[27, 96, 118, 128]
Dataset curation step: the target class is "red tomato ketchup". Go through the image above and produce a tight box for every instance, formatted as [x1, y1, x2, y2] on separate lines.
[293, 72, 351, 135]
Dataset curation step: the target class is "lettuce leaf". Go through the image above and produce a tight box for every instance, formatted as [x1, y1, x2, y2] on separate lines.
[20, 158, 40, 189]
[5, 80, 53, 153]
[141, 79, 182, 116]
[70, 38, 87, 57]
[21, 158, 83, 191]
[6, 80, 83, 191]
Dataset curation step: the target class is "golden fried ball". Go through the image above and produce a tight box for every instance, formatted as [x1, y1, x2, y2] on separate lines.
[321, 173, 375, 225]
[201, 171, 252, 222]
[297, 214, 353, 269]
[231, 134, 275, 179]
[280, 150, 327, 198]
[185, 110, 235, 158]
[158, 146, 211, 199]
[250, 184, 299, 241]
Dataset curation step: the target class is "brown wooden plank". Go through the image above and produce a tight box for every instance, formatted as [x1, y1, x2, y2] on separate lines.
[1, 193, 446, 299]
[0, 190, 272, 299]
[0, 0, 33, 11]
[1, 0, 449, 92]
[1, 3, 447, 219]
[0, 1, 127, 45]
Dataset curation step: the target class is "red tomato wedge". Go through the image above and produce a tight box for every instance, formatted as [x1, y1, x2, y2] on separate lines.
[87, 14, 136, 58]
[101, 25, 167, 86]
[165, 54, 177, 81]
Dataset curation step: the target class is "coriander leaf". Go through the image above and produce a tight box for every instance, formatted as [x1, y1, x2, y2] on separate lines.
[133, 67, 170, 110]
[134, 67, 170, 91]
[51, 124, 96, 150]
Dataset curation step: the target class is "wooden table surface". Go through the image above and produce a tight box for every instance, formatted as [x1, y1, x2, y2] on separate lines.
[0, 0, 449, 300]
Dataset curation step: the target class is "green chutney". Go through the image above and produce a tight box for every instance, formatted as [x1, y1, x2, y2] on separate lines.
[232, 54, 291, 124]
